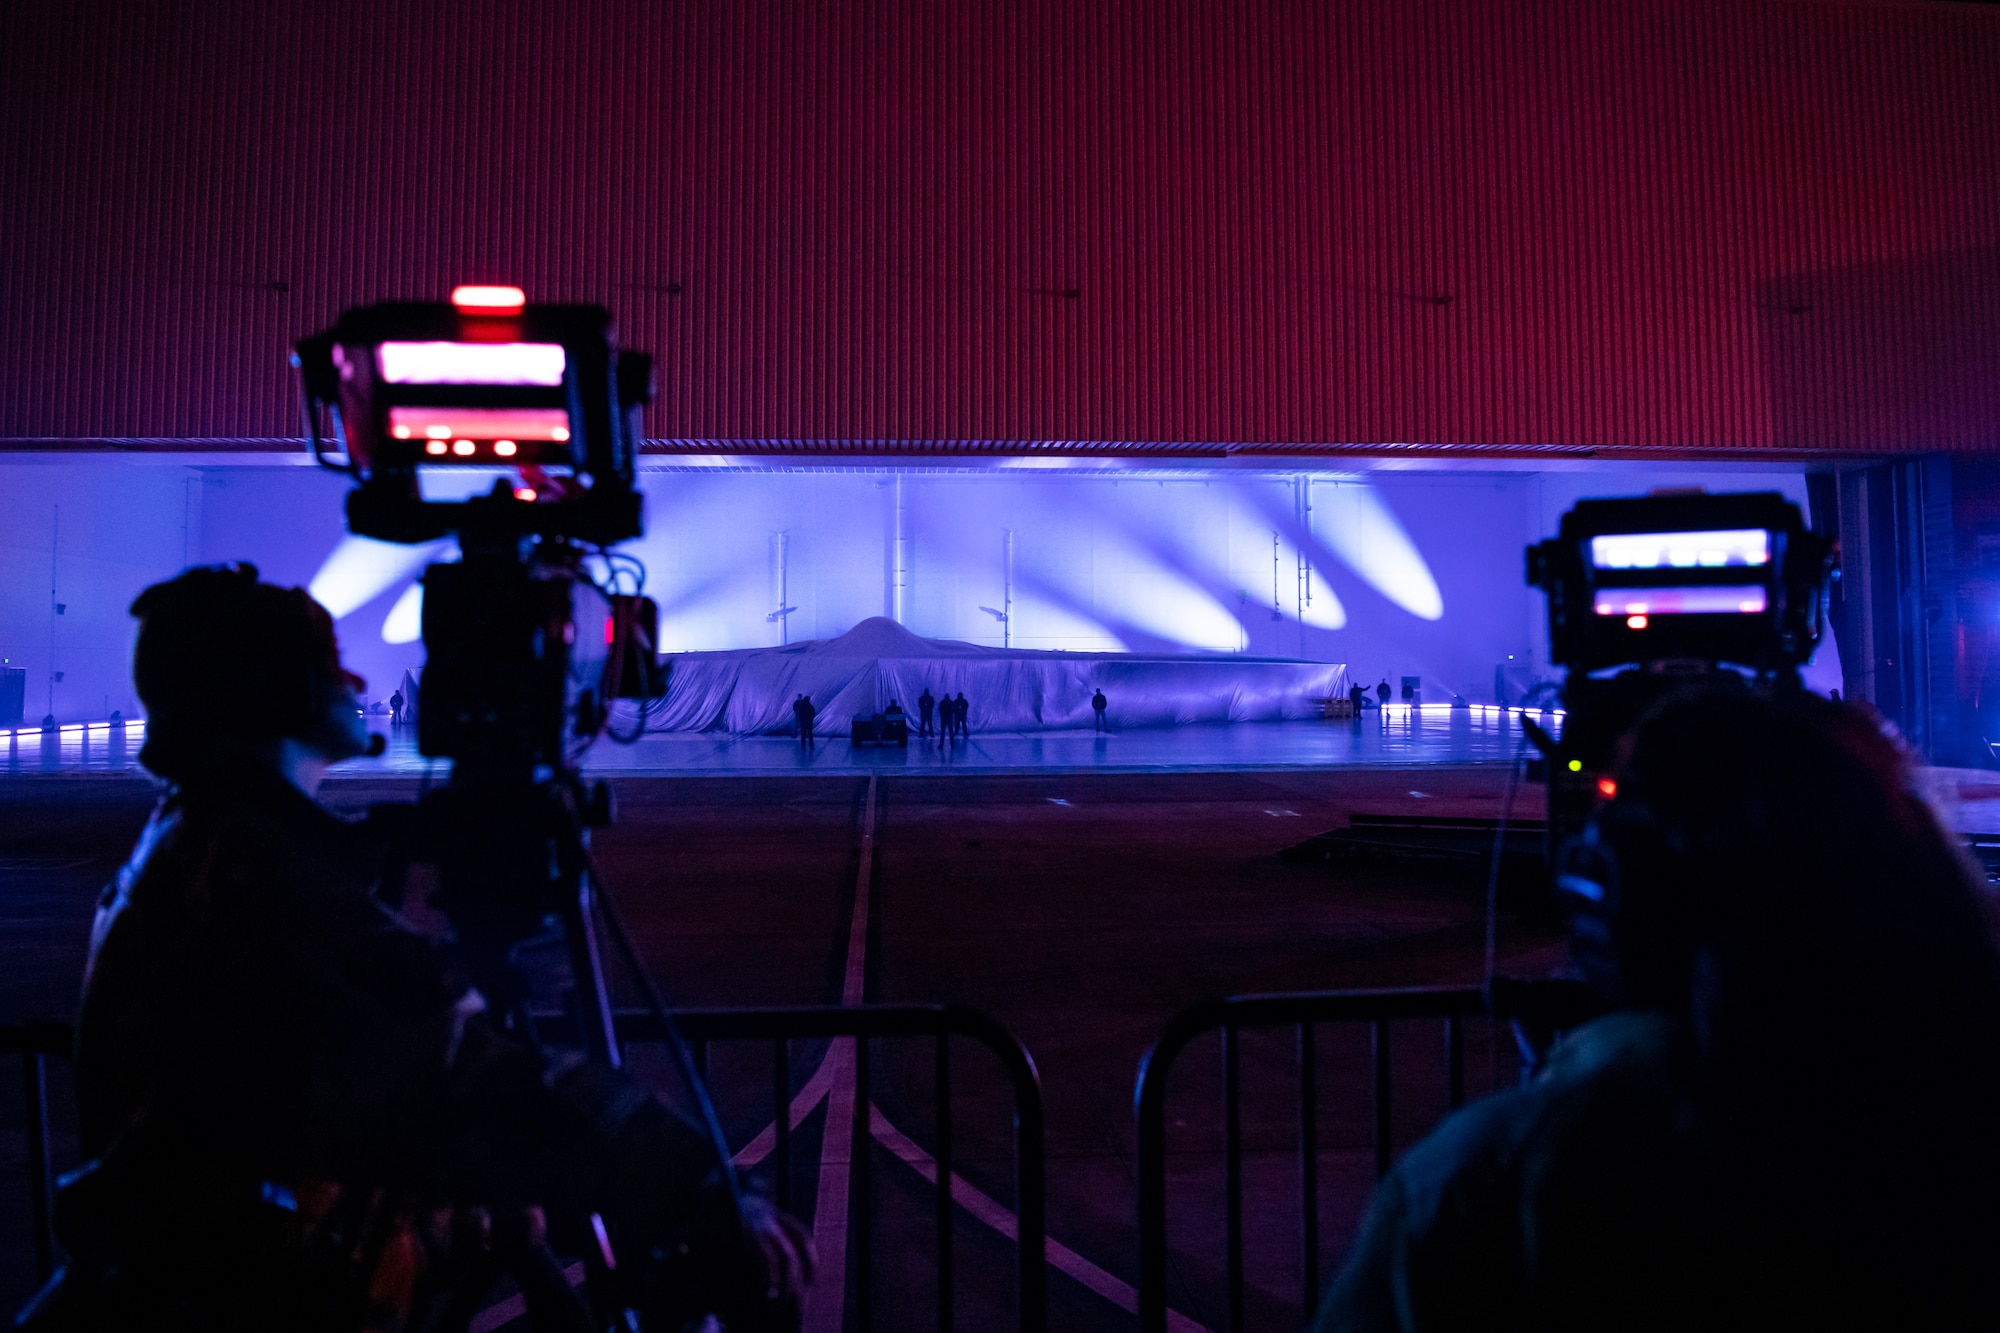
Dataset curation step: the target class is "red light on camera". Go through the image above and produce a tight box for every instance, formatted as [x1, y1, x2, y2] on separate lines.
[450, 284, 526, 312]
[1597, 777, 1618, 799]
[514, 487, 536, 501]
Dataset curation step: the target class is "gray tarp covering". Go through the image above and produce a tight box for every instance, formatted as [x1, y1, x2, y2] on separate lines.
[651, 617, 1347, 734]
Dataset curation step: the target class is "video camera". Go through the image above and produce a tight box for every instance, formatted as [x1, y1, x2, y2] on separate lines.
[293, 293, 793, 1329]
[294, 285, 666, 774]
[1526, 489, 1835, 863]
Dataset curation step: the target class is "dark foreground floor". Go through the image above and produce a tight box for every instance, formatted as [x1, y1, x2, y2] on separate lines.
[0, 768, 1565, 1330]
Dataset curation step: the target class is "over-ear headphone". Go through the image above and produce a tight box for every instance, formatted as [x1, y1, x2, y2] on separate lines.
[1553, 775, 1745, 1010]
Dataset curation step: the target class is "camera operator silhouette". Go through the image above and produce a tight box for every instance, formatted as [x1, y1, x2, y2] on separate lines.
[1315, 689, 2000, 1330]
[20, 564, 812, 1331]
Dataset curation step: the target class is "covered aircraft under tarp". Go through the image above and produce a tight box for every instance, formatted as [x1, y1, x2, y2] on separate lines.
[650, 617, 1346, 734]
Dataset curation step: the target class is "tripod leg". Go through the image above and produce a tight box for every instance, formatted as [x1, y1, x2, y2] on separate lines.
[557, 870, 623, 1071]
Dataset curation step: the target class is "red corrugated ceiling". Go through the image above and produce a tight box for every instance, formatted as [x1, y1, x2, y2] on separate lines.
[1, 0, 1996, 455]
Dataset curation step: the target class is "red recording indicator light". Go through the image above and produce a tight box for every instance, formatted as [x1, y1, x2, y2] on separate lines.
[605, 616, 617, 645]
[1597, 777, 1618, 799]
[450, 284, 527, 312]
[1626, 614, 1649, 630]
[514, 487, 536, 502]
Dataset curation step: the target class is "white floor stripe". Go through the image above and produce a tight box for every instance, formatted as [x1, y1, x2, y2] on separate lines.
[868, 1106, 1214, 1333]
[841, 774, 877, 1008]
[802, 773, 878, 1333]
[732, 1048, 839, 1168]
[801, 1040, 857, 1333]
[466, 1261, 586, 1333]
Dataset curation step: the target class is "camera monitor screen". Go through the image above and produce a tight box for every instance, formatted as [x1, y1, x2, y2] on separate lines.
[1586, 528, 1776, 629]
[327, 331, 577, 467]
[1529, 493, 1828, 677]
[1593, 586, 1768, 626]
[377, 340, 567, 385]
[388, 408, 573, 461]
[1587, 529, 1770, 570]
[298, 290, 654, 544]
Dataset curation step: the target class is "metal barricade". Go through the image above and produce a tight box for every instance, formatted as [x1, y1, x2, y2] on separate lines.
[2, 1020, 71, 1283]
[609, 1003, 1047, 1333]
[1134, 982, 1596, 1333]
[5, 1005, 1046, 1333]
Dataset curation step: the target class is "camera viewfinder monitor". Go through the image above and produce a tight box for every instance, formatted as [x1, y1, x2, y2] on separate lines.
[1529, 493, 1831, 678]
[294, 286, 652, 546]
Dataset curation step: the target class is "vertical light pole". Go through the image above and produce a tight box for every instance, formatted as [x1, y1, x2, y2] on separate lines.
[767, 530, 797, 645]
[1002, 528, 1014, 649]
[1295, 475, 1313, 657]
[1271, 532, 1283, 622]
[892, 476, 911, 625]
[47, 505, 59, 718]
[981, 530, 1015, 646]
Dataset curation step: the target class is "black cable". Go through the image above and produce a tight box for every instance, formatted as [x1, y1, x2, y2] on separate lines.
[582, 546, 648, 599]
[1483, 683, 1566, 993]
[1484, 728, 1532, 995]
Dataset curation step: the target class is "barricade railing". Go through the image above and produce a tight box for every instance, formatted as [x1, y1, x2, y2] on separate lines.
[5, 1004, 1046, 1333]
[1133, 981, 1597, 1333]
[606, 1003, 1047, 1333]
[2, 1020, 71, 1284]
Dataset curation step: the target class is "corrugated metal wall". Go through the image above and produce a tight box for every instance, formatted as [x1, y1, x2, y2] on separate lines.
[2, 0, 1997, 453]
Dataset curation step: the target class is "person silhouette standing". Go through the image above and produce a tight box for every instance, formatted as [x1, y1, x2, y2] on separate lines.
[800, 694, 817, 749]
[953, 692, 970, 741]
[917, 687, 935, 739]
[389, 689, 404, 728]
[1376, 677, 1392, 708]
[1091, 688, 1109, 732]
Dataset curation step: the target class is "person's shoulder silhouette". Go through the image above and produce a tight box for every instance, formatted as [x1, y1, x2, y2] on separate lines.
[1316, 690, 2000, 1330]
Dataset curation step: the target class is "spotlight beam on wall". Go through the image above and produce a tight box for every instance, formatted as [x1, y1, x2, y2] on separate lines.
[1298, 484, 1444, 621]
[381, 581, 424, 644]
[308, 535, 447, 620]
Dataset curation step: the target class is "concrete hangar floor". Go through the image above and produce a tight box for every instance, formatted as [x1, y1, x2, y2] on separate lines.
[7, 721, 1995, 1328]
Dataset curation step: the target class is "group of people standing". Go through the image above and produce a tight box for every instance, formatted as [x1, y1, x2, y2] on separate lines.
[789, 688, 971, 748]
[917, 686, 970, 742]
[1346, 676, 1395, 715]
[788, 683, 1115, 748]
